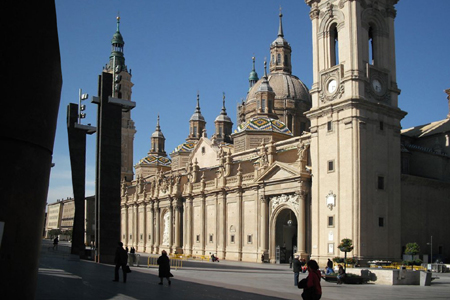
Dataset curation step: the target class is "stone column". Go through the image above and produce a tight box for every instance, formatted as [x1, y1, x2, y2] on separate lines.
[173, 204, 181, 252]
[168, 201, 173, 253]
[297, 192, 306, 254]
[145, 202, 153, 253]
[237, 189, 243, 261]
[217, 192, 226, 259]
[154, 201, 160, 254]
[260, 194, 268, 259]
[201, 195, 206, 255]
[185, 197, 193, 256]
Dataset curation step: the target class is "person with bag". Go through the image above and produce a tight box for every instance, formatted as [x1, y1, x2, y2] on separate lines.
[298, 259, 322, 300]
[113, 242, 129, 283]
[157, 250, 173, 285]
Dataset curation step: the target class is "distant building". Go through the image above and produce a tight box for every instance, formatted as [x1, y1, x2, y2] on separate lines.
[118, 1, 449, 265]
[45, 197, 95, 244]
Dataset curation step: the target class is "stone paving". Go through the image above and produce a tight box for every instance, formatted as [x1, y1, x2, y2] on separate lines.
[36, 240, 450, 300]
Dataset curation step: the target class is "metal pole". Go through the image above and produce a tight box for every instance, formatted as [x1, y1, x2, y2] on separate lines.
[78, 88, 82, 124]
[431, 235, 433, 264]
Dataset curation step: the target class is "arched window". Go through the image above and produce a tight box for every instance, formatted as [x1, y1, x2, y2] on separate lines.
[261, 99, 266, 113]
[329, 24, 339, 66]
[368, 26, 375, 65]
[277, 54, 281, 64]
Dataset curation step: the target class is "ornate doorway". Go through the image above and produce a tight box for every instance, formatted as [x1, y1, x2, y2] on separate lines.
[269, 193, 305, 263]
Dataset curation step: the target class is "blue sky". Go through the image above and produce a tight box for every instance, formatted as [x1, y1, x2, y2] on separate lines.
[48, 0, 450, 204]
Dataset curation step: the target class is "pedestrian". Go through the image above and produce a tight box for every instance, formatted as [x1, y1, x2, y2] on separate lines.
[157, 250, 173, 285]
[300, 259, 322, 300]
[125, 246, 129, 253]
[53, 236, 59, 250]
[113, 242, 128, 283]
[293, 255, 302, 286]
[327, 258, 333, 270]
[337, 264, 345, 284]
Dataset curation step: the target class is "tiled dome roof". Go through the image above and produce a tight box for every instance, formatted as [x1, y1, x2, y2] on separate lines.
[236, 116, 292, 136]
[136, 154, 171, 167]
[171, 141, 197, 154]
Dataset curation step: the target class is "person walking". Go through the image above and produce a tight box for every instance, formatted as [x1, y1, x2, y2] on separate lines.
[53, 237, 59, 250]
[327, 258, 333, 270]
[301, 260, 322, 300]
[113, 242, 128, 283]
[157, 250, 173, 285]
[293, 255, 302, 286]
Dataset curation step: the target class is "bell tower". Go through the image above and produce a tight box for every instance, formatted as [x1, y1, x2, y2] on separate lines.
[104, 16, 136, 182]
[305, 0, 406, 263]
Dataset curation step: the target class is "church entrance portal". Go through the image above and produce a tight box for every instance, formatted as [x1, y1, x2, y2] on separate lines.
[275, 209, 297, 263]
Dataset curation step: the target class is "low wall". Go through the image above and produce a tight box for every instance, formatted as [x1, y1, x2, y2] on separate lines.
[347, 268, 425, 285]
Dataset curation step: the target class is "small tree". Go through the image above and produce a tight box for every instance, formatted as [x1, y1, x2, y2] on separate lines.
[338, 238, 354, 271]
[404, 243, 420, 255]
[48, 229, 62, 239]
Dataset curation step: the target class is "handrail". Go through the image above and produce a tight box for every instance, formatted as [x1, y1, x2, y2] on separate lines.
[148, 256, 183, 270]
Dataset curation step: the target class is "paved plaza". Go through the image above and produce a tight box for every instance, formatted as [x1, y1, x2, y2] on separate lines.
[36, 240, 450, 300]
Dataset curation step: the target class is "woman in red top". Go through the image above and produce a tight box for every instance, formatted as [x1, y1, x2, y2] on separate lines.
[302, 259, 322, 300]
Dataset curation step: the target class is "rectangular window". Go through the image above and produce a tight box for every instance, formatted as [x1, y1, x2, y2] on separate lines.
[327, 121, 333, 132]
[140, 234, 143, 240]
[209, 234, 213, 243]
[196, 235, 200, 243]
[379, 121, 384, 131]
[379, 217, 384, 227]
[328, 243, 334, 254]
[230, 235, 235, 244]
[328, 160, 334, 172]
[247, 234, 253, 244]
[300, 122, 306, 133]
[129, 235, 132, 240]
[328, 216, 334, 227]
[148, 234, 151, 240]
[378, 176, 384, 190]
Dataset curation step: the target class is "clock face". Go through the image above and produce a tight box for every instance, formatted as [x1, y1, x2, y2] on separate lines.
[327, 79, 337, 93]
[372, 79, 382, 94]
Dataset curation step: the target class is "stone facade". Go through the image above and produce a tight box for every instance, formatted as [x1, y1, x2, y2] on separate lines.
[120, 0, 450, 265]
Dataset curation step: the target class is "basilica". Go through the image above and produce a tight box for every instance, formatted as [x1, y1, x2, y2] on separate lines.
[113, 0, 450, 265]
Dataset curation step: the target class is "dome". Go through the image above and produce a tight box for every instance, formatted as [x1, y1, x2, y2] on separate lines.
[215, 113, 232, 123]
[151, 130, 165, 138]
[112, 31, 124, 45]
[236, 116, 292, 136]
[136, 154, 171, 167]
[249, 70, 258, 82]
[246, 73, 310, 103]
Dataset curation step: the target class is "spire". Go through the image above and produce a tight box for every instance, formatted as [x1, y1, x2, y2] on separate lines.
[270, 8, 292, 74]
[258, 59, 273, 93]
[214, 92, 233, 143]
[150, 114, 166, 155]
[108, 15, 126, 72]
[188, 91, 206, 140]
[278, 6, 284, 37]
[249, 56, 259, 89]
[264, 59, 268, 78]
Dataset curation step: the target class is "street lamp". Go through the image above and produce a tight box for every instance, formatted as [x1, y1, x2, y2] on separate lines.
[78, 88, 89, 124]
